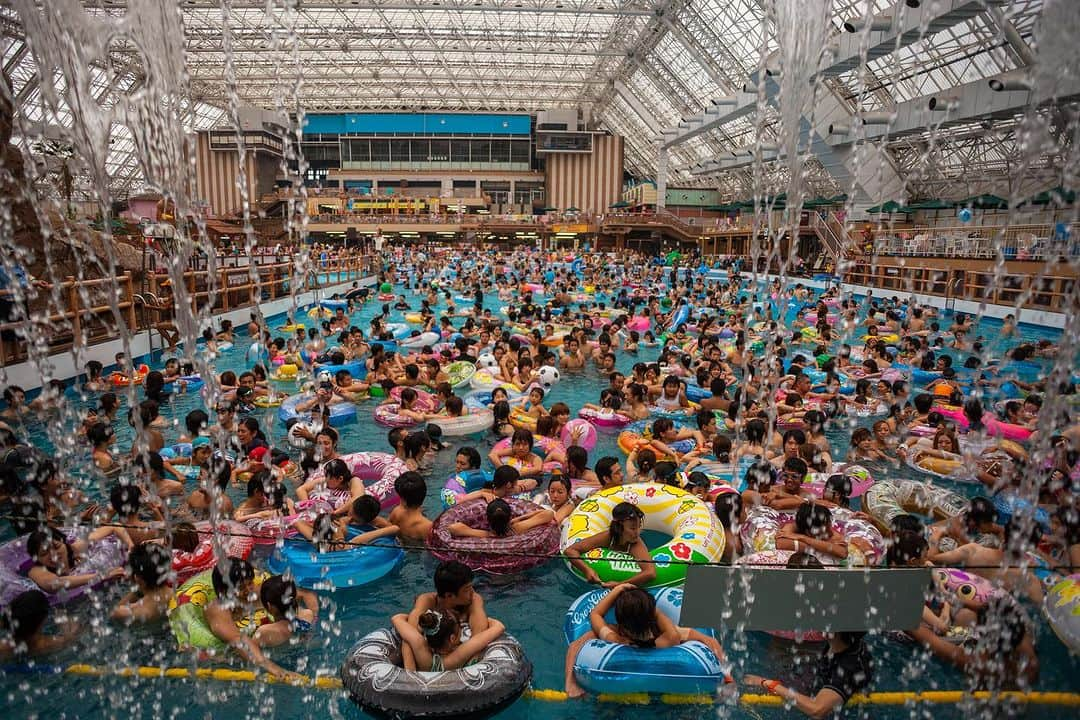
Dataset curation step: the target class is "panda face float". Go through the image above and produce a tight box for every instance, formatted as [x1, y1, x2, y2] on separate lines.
[536, 365, 561, 389]
[317, 371, 332, 384]
[477, 353, 499, 370]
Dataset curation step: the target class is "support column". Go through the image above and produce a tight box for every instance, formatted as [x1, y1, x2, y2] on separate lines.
[656, 147, 667, 211]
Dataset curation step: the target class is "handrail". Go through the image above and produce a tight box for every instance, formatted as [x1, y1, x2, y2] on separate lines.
[0, 252, 375, 367]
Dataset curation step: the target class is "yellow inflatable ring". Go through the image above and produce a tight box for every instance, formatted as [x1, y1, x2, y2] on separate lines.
[277, 324, 305, 332]
[863, 332, 900, 344]
[559, 482, 724, 587]
[509, 407, 537, 432]
[541, 334, 567, 348]
[308, 307, 333, 319]
[404, 313, 423, 324]
[254, 394, 285, 408]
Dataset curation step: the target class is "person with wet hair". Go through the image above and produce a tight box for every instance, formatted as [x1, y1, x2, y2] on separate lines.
[447, 497, 554, 538]
[564, 582, 728, 698]
[391, 606, 506, 673]
[202, 558, 303, 682]
[775, 501, 848, 561]
[564, 502, 655, 587]
[111, 543, 173, 624]
[0, 590, 81, 659]
[745, 630, 873, 717]
[253, 575, 319, 648]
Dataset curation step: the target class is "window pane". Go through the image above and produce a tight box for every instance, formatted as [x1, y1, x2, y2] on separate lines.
[450, 140, 470, 163]
[510, 140, 530, 163]
[370, 139, 389, 162]
[389, 139, 410, 162]
[430, 139, 450, 162]
[491, 140, 510, 163]
[471, 139, 490, 163]
[351, 139, 370, 162]
[410, 139, 430, 161]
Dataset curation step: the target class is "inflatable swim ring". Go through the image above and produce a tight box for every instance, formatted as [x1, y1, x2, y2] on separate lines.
[374, 395, 438, 428]
[400, 332, 440, 350]
[331, 452, 407, 510]
[428, 408, 493, 437]
[278, 394, 358, 427]
[172, 521, 254, 584]
[933, 567, 1002, 605]
[440, 469, 493, 508]
[253, 393, 285, 408]
[560, 483, 724, 588]
[1045, 574, 1080, 654]
[341, 628, 531, 719]
[993, 492, 1051, 531]
[445, 361, 476, 389]
[110, 364, 150, 387]
[167, 569, 270, 652]
[320, 299, 348, 312]
[864, 480, 967, 531]
[276, 324, 305, 333]
[740, 506, 885, 566]
[268, 528, 403, 590]
[428, 497, 559, 574]
[0, 532, 127, 607]
[616, 431, 695, 458]
[564, 586, 723, 694]
[508, 407, 537, 432]
[577, 407, 631, 428]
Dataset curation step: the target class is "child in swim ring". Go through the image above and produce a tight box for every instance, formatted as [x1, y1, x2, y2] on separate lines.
[487, 429, 544, 478]
[392, 609, 506, 673]
[564, 502, 656, 588]
[447, 497, 555, 539]
[563, 583, 728, 698]
[775, 501, 848, 562]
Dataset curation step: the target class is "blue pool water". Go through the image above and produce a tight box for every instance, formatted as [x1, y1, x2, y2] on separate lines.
[2, 281, 1077, 719]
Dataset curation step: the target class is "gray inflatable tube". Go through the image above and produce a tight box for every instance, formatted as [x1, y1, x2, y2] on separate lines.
[340, 628, 532, 720]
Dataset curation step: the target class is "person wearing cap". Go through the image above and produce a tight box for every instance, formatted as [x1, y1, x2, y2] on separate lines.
[234, 386, 256, 414]
[162, 437, 215, 482]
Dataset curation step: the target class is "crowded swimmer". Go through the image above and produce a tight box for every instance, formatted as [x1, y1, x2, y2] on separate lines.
[0, 245, 1077, 720]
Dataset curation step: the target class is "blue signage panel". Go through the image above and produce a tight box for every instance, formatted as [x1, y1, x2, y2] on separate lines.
[303, 113, 530, 135]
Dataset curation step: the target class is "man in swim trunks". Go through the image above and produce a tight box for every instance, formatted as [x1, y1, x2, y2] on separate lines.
[399, 561, 490, 667]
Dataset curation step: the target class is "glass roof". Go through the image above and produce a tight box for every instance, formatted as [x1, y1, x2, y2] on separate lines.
[0, 0, 1056, 199]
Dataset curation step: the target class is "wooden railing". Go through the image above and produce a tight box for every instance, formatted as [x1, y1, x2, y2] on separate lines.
[861, 222, 1080, 261]
[0, 253, 376, 367]
[843, 259, 1077, 313]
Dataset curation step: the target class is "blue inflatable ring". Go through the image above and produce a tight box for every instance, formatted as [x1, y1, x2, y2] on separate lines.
[278, 393, 357, 427]
[267, 526, 402, 590]
[320, 299, 349, 312]
[564, 587, 723, 695]
[314, 360, 367, 380]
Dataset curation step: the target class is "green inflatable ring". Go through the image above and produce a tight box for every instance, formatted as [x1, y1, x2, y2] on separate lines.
[379, 282, 393, 294]
[167, 570, 269, 651]
[559, 483, 725, 588]
[369, 385, 386, 398]
[445, 361, 477, 389]
[660, 298, 673, 310]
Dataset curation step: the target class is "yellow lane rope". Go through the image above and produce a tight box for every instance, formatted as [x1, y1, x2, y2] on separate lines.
[43, 664, 1080, 706]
